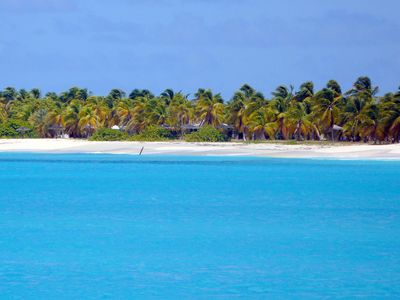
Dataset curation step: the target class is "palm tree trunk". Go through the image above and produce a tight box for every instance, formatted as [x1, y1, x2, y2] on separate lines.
[296, 121, 301, 141]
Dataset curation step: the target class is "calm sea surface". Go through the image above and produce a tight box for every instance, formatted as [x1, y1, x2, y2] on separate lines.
[0, 153, 399, 299]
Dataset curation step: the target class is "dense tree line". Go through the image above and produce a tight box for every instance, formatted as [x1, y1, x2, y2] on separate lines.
[1, 76, 400, 142]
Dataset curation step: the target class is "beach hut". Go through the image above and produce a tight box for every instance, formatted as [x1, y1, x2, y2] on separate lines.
[329, 124, 343, 141]
[48, 124, 64, 138]
[83, 124, 94, 138]
[181, 123, 202, 132]
[332, 125, 343, 131]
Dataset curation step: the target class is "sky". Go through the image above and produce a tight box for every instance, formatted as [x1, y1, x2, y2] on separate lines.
[0, 0, 399, 99]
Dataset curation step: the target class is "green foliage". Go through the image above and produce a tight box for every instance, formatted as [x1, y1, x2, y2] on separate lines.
[184, 126, 227, 142]
[0, 119, 36, 138]
[89, 128, 128, 141]
[1, 79, 400, 143]
[129, 126, 173, 141]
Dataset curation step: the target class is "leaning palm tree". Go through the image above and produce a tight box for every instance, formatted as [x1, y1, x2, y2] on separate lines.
[313, 88, 341, 141]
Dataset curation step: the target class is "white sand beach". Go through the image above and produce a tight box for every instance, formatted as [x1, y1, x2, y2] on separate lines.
[0, 139, 400, 159]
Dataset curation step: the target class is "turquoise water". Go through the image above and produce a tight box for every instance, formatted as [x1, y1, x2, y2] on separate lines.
[0, 153, 399, 299]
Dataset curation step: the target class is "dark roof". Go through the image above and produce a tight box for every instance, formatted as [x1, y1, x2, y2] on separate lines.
[332, 125, 343, 131]
[217, 123, 233, 130]
[181, 124, 201, 130]
[49, 124, 64, 130]
[16, 126, 31, 132]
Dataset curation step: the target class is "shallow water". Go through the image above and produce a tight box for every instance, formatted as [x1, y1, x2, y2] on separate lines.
[0, 153, 399, 299]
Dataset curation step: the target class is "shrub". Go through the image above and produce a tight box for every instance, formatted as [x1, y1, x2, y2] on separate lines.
[90, 128, 128, 141]
[0, 120, 36, 138]
[129, 126, 173, 141]
[184, 126, 227, 142]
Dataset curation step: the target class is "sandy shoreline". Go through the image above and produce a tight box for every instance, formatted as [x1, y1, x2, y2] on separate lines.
[0, 139, 400, 160]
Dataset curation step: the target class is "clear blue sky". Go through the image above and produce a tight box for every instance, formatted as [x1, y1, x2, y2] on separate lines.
[0, 0, 399, 99]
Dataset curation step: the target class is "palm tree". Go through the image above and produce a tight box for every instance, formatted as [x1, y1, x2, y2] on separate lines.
[285, 102, 319, 140]
[145, 98, 168, 126]
[30, 88, 41, 99]
[78, 105, 99, 137]
[0, 87, 18, 102]
[29, 109, 49, 137]
[0, 101, 8, 122]
[380, 88, 400, 142]
[60, 87, 89, 102]
[341, 77, 378, 141]
[346, 76, 378, 100]
[123, 96, 160, 133]
[327, 80, 342, 96]
[342, 97, 372, 141]
[2, 78, 400, 143]
[228, 92, 247, 140]
[358, 103, 380, 142]
[129, 89, 154, 100]
[129, 96, 150, 132]
[46, 106, 64, 126]
[247, 106, 278, 140]
[116, 98, 134, 129]
[228, 84, 265, 140]
[160, 89, 178, 106]
[294, 82, 314, 102]
[18, 89, 30, 100]
[86, 97, 110, 127]
[10, 99, 40, 121]
[271, 85, 293, 139]
[313, 88, 341, 141]
[64, 100, 82, 137]
[195, 89, 225, 127]
[167, 93, 193, 137]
